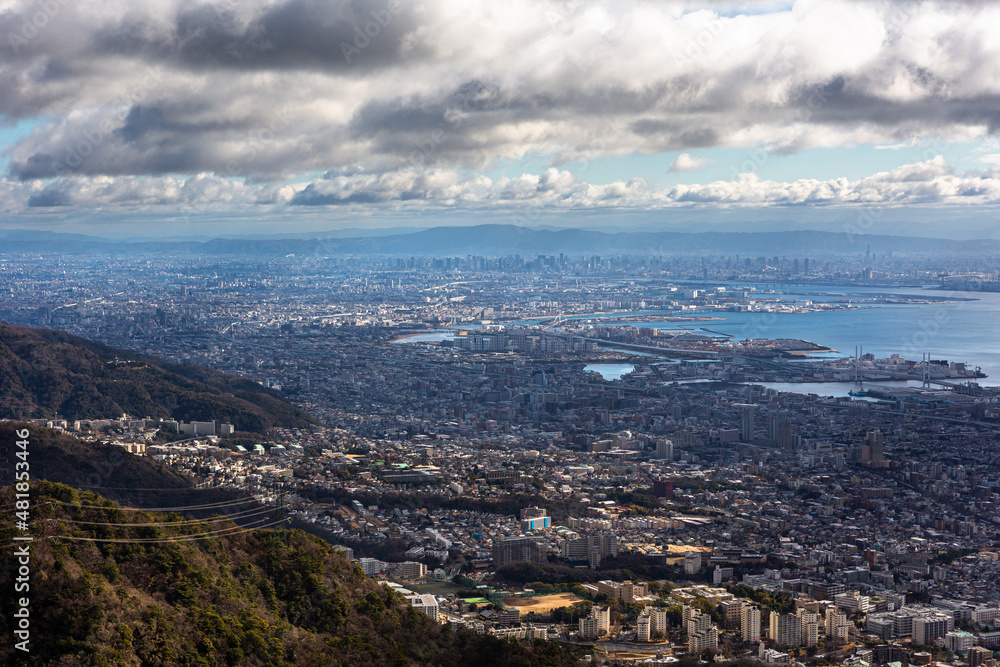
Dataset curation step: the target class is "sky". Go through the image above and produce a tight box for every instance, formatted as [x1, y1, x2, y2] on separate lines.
[3, 0, 1000, 238]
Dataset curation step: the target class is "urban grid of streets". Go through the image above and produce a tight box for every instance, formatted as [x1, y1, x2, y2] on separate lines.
[3, 249, 1000, 662]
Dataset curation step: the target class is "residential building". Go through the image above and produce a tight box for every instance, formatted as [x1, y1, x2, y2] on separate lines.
[579, 606, 611, 639]
[770, 613, 801, 647]
[741, 603, 761, 643]
[826, 607, 850, 644]
[913, 614, 954, 645]
[406, 594, 438, 619]
[946, 631, 976, 655]
[493, 535, 546, 567]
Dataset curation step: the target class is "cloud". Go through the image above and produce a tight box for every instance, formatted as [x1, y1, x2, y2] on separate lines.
[669, 153, 714, 172]
[2, 0, 1000, 186]
[10, 156, 1000, 216]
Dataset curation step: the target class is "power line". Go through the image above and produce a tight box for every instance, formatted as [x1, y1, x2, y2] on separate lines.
[50, 517, 289, 544]
[70, 485, 224, 491]
[46, 505, 274, 527]
[47, 496, 261, 512]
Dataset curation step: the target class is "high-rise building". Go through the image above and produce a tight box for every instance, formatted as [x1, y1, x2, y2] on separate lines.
[652, 479, 674, 499]
[741, 406, 755, 442]
[562, 535, 618, 563]
[579, 606, 611, 639]
[720, 599, 743, 628]
[359, 557, 382, 576]
[945, 631, 976, 655]
[826, 607, 850, 644]
[685, 606, 713, 635]
[777, 420, 794, 450]
[684, 604, 718, 652]
[684, 552, 703, 574]
[688, 626, 718, 653]
[636, 605, 669, 642]
[655, 438, 674, 460]
[521, 506, 547, 520]
[767, 410, 782, 442]
[913, 614, 953, 645]
[637, 613, 652, 642]
[741, 604, 761, 643]
[406, 594, 438, 619]
[797, 608, 820, 647]
[866, 429, 885, 466]
[770, 613, 801, 647]
[493, 536, 547, 567]
[647, 606, 668, 636]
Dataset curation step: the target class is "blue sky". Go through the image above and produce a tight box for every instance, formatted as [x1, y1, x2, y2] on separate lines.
[481, 145, 984, 187]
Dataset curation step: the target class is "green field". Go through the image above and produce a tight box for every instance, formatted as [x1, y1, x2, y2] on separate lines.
[402, 580, 465, 596]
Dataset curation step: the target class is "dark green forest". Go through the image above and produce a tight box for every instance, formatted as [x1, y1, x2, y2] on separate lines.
[0, 481, 579, 666]
[0, 322, 317, 432]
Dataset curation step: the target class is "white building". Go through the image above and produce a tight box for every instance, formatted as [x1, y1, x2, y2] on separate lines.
[688, 627, 718, 653]
[359, 557, 382, 576]
[769, 613, 801, 647]
[684, 552, 703, 575]
[579, 606, 611, 639]
[741, 604, 761, 643]
[797, 609, 819, 647]
[826, 607, 850, 643]
[655, 438, 674, 460]
[945, 631, 975, 655]
[406, 594, 438, 619]
[913, 614, 953, 645]
[637, 613, 652, 642]
[834, 594, 871, 614]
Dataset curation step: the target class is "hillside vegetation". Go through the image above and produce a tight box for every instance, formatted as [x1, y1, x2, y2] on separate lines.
[0, 481, 579, 666]
[0, 322, 316, 432]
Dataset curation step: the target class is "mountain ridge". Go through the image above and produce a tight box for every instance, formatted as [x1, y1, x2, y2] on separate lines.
[0, 322, 317, 432]
[4, 224, 1000, 255]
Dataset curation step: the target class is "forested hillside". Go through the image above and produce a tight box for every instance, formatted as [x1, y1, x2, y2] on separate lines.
[0, 481, 579, 666]
[0, 322, 316, 432]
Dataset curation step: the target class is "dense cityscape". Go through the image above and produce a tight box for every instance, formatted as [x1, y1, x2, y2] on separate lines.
[3, 245, 999, 665]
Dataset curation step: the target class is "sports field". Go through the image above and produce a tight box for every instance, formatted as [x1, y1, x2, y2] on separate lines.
[506, 592, 584, 613]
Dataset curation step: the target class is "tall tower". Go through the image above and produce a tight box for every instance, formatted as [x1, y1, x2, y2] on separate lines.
[655, 439, 674, 461]
[866, 429, 884, 466]
[741, 406, 755, 443]
[767, 410, 782, 442]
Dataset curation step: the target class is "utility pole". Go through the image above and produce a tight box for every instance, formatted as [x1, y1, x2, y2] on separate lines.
[275, 482, 288, 546]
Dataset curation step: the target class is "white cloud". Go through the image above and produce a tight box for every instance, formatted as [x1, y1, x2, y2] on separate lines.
[9, 156, 1000, 216]
[669, 153, 714, 172]
[3, 0, 1000, 187]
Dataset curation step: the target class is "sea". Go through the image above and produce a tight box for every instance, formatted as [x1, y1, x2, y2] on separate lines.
[396, 283, 1000, 390]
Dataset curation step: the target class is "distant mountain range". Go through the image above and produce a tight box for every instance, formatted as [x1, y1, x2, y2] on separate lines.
[0, 322, 317, 432]
[3, 223, 1000, 256]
